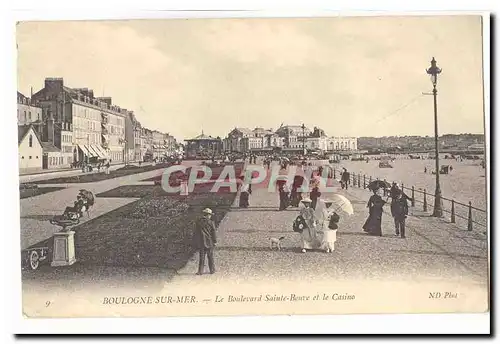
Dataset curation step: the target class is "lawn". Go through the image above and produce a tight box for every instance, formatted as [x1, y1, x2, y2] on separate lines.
[32, 163, 172, 184]
[19, 186, 65, 199]
[26, 181, 237, 271]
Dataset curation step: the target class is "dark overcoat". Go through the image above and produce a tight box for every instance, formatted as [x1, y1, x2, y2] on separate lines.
[193, 217, 217, 249]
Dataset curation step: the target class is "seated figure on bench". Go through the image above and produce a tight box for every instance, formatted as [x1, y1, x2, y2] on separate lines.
[62, 195, 86, 219]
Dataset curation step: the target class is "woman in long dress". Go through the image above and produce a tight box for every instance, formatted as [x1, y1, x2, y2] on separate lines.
[299, 198, 320, 253]
[239, 182, 250, 208]
[278, 182, 290, 211]
[290, 176, 304, 207]
[362, 188, 386, 236]
[316, 200, 339, 253]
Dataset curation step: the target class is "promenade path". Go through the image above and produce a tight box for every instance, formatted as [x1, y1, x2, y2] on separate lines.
[165, 162, 489, 295]
[19, 162, 142, 183]
[19, 162, 181, 250]
[20, 160, 489, 317]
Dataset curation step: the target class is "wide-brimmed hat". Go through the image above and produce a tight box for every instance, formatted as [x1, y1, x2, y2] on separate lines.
[301, 198, 313, 203]
[202, 208, 213, 214]
[323, 199, 334, 205]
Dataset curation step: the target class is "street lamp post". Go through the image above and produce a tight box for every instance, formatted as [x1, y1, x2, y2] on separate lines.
[426, 57, 443, 217]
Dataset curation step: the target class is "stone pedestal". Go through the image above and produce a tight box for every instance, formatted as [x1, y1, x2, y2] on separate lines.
[180, 181, 189, 196]
[51, 231, 77, 267]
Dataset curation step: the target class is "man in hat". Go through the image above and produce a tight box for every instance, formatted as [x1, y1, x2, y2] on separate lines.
[193, 208, 217, 275]
[391, 190, 409, 238]
[341, 168, 350, 190]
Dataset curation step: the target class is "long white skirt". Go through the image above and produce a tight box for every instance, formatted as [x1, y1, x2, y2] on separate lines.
[321, 229, 337, 251]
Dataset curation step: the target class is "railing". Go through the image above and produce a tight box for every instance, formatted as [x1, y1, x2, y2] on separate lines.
[332, 168, 487, 233]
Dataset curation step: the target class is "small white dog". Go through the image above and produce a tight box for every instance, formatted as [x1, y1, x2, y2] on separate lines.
[269, 236, 285, 251]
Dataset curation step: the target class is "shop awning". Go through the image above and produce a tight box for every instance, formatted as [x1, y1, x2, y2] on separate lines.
[90, 144, 108, 159]
[78, 144, 95, 158]
[79, 144, 107, 159]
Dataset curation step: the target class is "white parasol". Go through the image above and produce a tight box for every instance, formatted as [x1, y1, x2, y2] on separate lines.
[327, 194, 354, 216]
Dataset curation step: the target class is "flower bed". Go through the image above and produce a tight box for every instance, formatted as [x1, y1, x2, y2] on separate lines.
[26, 181, 237, 270]
[72, 190, 236, 269]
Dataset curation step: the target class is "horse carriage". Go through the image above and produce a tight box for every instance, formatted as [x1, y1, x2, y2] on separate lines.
[432, 165, 453, 175]
[21, 189, 94, 271]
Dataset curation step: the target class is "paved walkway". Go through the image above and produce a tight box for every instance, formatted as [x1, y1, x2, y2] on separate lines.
[19, 162, 148, 183]
[169, 162, 488, 285]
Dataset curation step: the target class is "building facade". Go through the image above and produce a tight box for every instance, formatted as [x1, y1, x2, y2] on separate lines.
[17, 92, 43, 127]
[224, 127, 284, 153]
[275, 125, 312, 149]
[31, 78, 126, 165]
[327, 137, 358, 151]
[18, 125, 43, 170]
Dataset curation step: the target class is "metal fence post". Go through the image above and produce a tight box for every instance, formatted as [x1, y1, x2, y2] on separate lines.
[334, 168, 336, 179]
[468, 201, 473, 231]
[451, 200, 456, 223]
[423, 189, 428, 212]
[363, 175, 366, 189]
[358, 174, 361, 187]
[401, 183, 404, 194]
[411, 186, 415, 207]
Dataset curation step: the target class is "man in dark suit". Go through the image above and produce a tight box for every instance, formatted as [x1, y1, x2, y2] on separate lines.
[193, 208, 217, 275]
[391, 190, 409, 238]
[341, 168, 350, 190]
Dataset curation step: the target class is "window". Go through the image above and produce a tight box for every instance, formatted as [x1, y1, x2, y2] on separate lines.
[37, 113, 40, 121]
[36, 156, 39, 159]
[29, 134, 33, 147]
[28, 112, 32, 121]
[21, 156, 24, 159]
[29, 156, 32, 159]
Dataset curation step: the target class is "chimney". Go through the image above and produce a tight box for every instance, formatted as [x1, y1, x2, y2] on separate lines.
[47, 117, 55, 143]
[97, 97, 112, 106]
[44, 78, 64, 92]
[89, 89, 94, 99]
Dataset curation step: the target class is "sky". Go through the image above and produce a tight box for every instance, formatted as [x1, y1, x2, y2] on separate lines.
[16, 15, 485, 141]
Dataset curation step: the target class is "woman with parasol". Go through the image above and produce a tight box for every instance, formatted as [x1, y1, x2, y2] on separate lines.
[362, 183, 388, 236]
[317, 195, 354, 252]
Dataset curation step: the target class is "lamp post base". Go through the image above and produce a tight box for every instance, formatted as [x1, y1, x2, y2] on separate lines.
[432, 190, 444, 218]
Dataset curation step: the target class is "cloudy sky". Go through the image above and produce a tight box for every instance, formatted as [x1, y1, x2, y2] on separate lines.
[17, 15, 485, 141]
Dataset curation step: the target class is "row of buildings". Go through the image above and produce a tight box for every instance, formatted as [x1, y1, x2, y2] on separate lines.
[18, 78, 179, 172]
[183, 125, 358, 158]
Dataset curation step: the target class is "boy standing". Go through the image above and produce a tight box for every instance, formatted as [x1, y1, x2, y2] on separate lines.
[391, 190, 409, 238]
